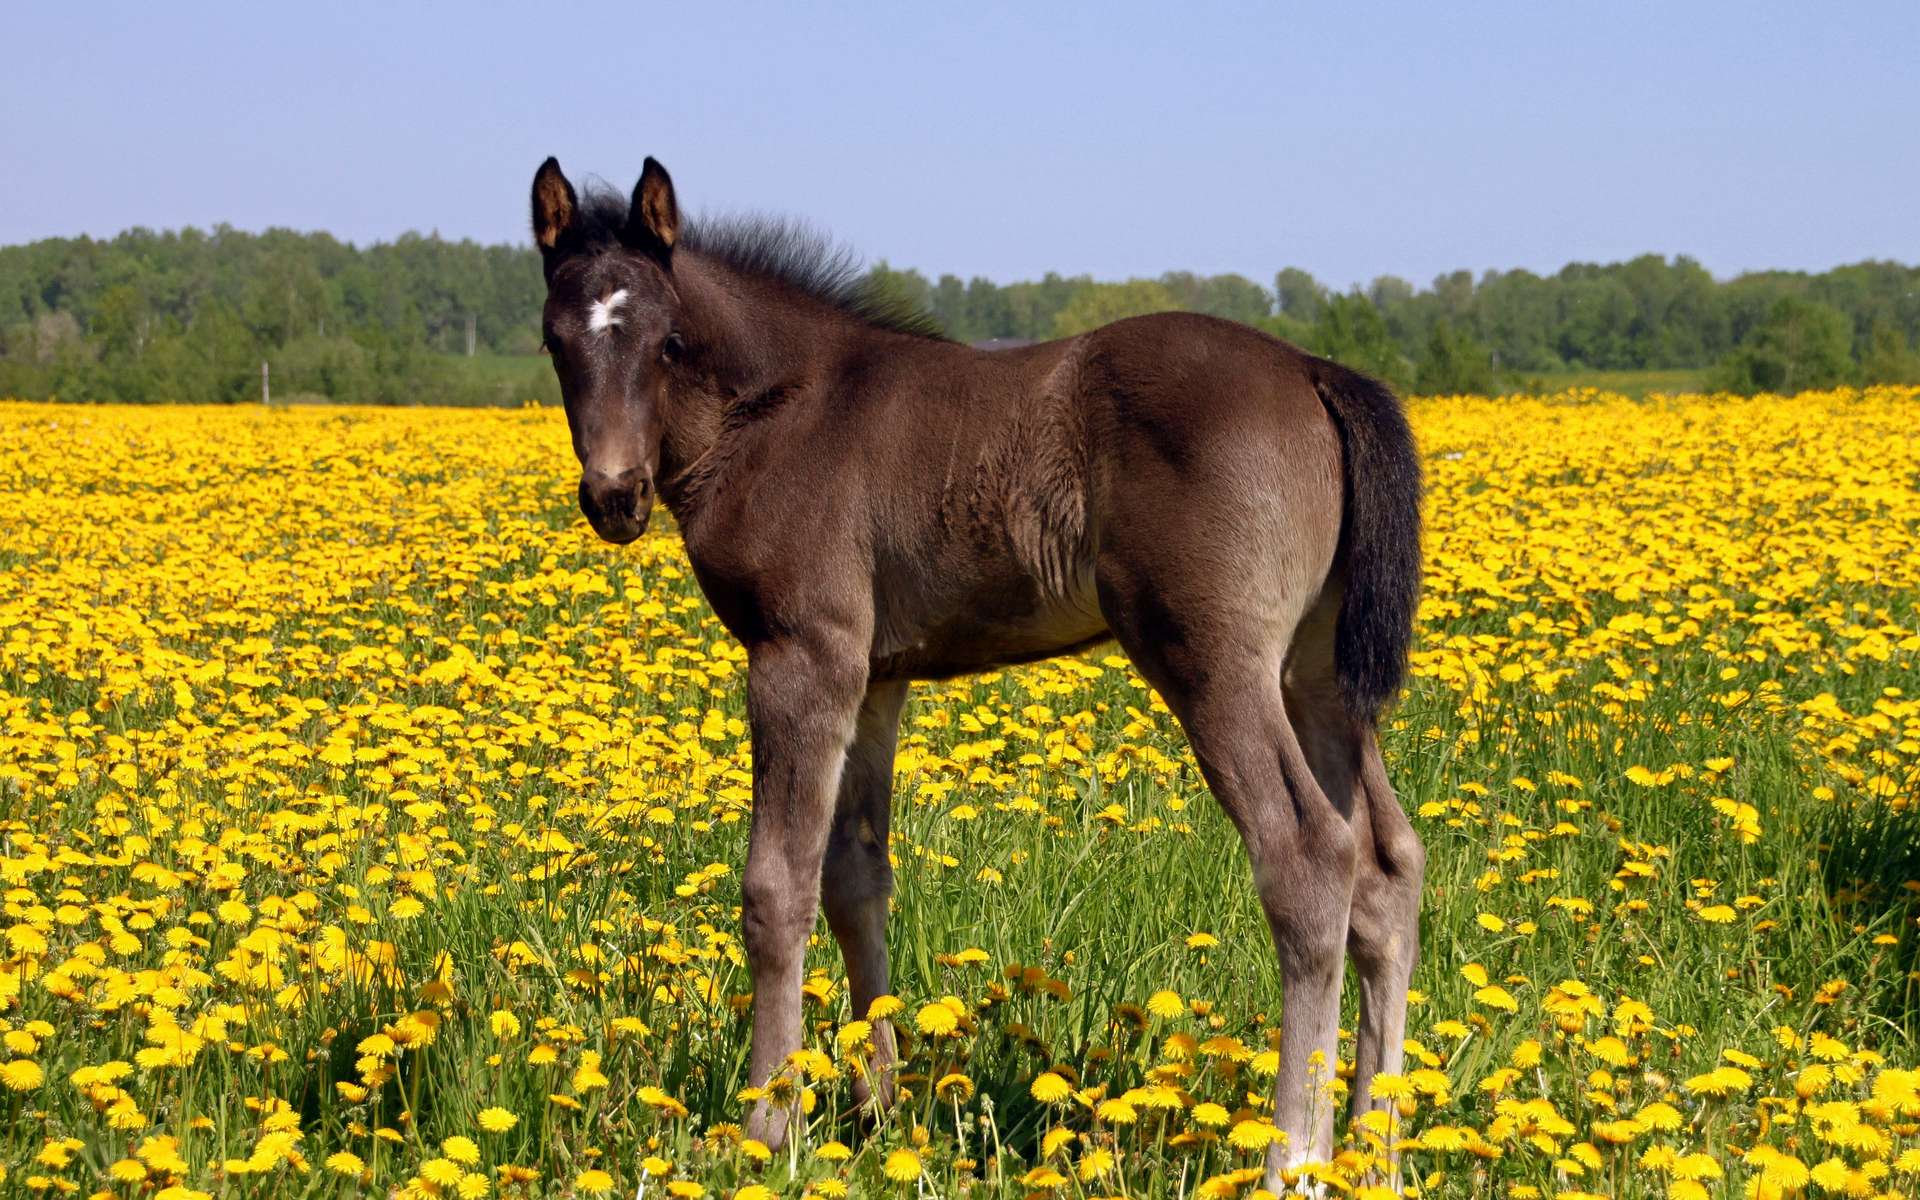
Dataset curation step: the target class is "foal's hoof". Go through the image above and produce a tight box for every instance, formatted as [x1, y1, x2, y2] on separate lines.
[744, 1101, 795, 1153]
[1264, 1152, 1329, 1199]
[835, 1072, 897, 1133]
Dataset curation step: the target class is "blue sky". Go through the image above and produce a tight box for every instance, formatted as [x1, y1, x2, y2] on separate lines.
[3, 1, 1914, 289]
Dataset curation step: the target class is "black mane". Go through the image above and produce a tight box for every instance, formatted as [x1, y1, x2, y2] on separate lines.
[571, 184, 635, 251]
[573, 184, 947, 341]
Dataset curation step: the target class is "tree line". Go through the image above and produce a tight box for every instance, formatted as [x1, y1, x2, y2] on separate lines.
[2, 223, 1915, 405]
[875, 256, 1920, 394]
[0, 226, 548, 406]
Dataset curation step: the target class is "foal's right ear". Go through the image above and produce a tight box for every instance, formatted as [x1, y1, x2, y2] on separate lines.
[623, 157, 679, 263]
[531, 157, 578, 256]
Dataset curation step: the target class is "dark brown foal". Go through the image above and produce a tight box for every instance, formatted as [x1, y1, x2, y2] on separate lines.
[529, 156, 1423, 1191]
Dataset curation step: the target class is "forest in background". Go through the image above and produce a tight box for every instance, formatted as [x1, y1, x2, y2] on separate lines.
[2, 223, 1916, 406]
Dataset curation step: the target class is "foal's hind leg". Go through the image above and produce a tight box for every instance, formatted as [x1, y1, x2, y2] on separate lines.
[1101, 577, 1357, 1186]
[1343, 732, 1423, 1129]
[1285, 610, 1423, 1156]
[819, 680, 909, 1112]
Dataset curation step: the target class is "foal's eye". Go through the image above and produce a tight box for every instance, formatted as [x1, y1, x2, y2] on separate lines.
[661, 332, 686, 363]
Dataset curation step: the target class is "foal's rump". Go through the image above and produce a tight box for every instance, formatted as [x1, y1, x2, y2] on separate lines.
[1083, 313, 1347, 633]
[1078, 312, 1421, 714]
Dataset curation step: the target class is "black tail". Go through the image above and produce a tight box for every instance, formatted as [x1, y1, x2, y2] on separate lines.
[1315, 367, 1423, 722]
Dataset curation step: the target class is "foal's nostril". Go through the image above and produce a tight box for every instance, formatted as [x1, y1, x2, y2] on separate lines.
[578, 469, 652, 542]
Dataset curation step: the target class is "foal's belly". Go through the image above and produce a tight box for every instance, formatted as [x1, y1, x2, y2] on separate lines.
[871, 569, 1109, 681]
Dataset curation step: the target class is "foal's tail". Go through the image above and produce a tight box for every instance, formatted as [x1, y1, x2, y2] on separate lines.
[1315, 368, 1423, 723]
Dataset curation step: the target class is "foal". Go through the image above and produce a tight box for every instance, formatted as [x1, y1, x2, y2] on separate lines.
[530, 156, 1424, 1188]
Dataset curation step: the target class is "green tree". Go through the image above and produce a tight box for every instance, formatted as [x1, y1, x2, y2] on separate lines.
[1274, 267, 1327, 324]
[1432, 269, 1474, 322]
[962, 277, 1015, 340]
[1859, 320, 1919, 385]
[929, 274, 969, 338]
[863, 263, 941, 335]
[1714, 296, 1855, 394]
[93, 284, 151, 361]
[1555, 272, 1639, 368]
[1050, 280, 1181, 337]
[1475, 269, 1558, 371]
[1158, 272, 1272, 326]
[1311, 293, 1409, 389]
[1415, 319, 1494, 394]
[1367, 275, 1420, 349]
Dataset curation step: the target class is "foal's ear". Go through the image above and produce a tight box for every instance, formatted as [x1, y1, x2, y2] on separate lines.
[531, 157, 578, 255]
[624, 157, 679, 261]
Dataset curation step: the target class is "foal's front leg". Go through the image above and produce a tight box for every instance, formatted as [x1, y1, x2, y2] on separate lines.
[739, 634, 869, 1150]
[820, 680, 910, 1112]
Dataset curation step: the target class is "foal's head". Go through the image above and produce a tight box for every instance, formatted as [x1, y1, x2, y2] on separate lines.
[531, 156, 685, 544]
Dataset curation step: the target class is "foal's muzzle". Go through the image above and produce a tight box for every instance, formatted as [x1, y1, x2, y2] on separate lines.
[579, 467, 654, 544]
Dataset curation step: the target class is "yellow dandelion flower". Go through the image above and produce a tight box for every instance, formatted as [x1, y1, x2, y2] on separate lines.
[915, 1002, 959, 1036]
[1191, 1102, 1231, 1127]
[1808, 1032, 1849, 1062]
[1077, 1146, 1116, 1180]
[882, 1148, 922, 1181]
[573, 1051, 610, 1091]
[324, 1151, 365, 1176]
[1473, 985, 1519, 1012]
[0, 1060, 44, 1091]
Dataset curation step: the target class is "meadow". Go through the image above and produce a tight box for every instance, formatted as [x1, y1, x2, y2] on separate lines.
[0, 388, 1916, 1200]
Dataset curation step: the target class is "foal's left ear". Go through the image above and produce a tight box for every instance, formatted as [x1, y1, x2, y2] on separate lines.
[624, 157, 679, 262]
[531, 156, 579, 254]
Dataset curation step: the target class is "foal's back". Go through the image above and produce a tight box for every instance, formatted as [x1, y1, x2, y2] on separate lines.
[847, 311, 1346, 682]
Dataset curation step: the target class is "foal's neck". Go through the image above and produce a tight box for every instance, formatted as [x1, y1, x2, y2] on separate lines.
[655, 254, 864, 518]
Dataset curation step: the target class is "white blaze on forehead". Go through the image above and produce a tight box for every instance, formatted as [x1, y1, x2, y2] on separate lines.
[586, 288, 630, 334]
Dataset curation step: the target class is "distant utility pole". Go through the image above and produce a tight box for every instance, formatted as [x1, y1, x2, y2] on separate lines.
[465, 313, 477, 357]
[262, 360, 270, 406]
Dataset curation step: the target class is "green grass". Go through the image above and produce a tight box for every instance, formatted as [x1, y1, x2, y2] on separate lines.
[1496, 366, 1712, 399]
[452, 353, 549, 385]
[443, 352, 559, 406]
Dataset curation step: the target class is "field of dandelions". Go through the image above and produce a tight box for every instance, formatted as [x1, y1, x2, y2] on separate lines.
[1, 388, 1917, 1200]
